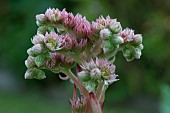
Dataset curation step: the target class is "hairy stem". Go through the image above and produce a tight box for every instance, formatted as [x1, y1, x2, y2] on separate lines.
[96, 81, 105, 101]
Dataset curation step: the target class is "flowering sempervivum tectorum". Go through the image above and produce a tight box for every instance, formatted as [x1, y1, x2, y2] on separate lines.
[24, 7, 144, 113]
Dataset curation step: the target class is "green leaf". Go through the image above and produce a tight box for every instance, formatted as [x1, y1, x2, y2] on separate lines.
[102, 39, 113, 53]
[83, 81, 98, 92]
[35, 69, 46, 80]
[34, 55, 46, 67]
[122, 49, 134, 61]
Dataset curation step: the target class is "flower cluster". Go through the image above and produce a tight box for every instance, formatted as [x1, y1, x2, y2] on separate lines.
[69, 97, 86, 113]
[78, 58, 118, 92]
[24, 7, 144, 113]
[90, 16, 123, 55]
[36, 8, 92, 39]
[92, 16, 122, 35]
[118, 28, 143, 61]
[25, 7, 143, 87]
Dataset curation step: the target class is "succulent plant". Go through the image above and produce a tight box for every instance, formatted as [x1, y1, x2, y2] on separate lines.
[24, 8, 143, 113]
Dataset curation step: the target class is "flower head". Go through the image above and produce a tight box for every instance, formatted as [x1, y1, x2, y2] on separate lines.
[92, 16, 122, 34]
[74, 14, 92, 38]
[60, 34, 73, 50]
[25, 56, 36, 68]
[36, 14, 47, 26]
[27, 44, 44, 56]
[69, 97, 86, 113]
[44, 8, 61, 22]
[32, 34, 44, 44]
[118, 28, 134, 42]
[44, 32, 62, 51]
[80, 58, 118, 81]
[60, 9, 75, 27]
[72, 38, 88, 52]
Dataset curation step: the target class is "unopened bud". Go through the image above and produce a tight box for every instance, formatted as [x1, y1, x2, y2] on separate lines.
[133, 48, 142, 59]
[112, 35, 124, 45]
[27, 44, 44, 56]
[24, 69, 36, 79]
[36, 14, 47, 26]
[32, 34, 44, 44]
[35, 69, 46, 79]
[90, 68, 101, 81]
[32, 44, 44, 55]
[133, 34, 142, 45]
[25, 56, 35, 68]
[109, 20, 122, 33]
[100, 28, 112, 39]
[27, 48, 34, 56]
[69, 97, 86, 113]
[78, 71, 91, 82]
[136, 44, 144, 50]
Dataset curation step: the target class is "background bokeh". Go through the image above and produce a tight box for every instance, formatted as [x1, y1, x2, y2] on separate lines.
[0, 0, 170, 113]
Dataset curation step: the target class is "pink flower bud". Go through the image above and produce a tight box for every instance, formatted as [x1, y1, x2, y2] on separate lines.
[118, 28, 134, 42]
[60, 9, 75, 27]
[27, 44, 44, 56]
[72, 38, 87, 52]
[96, 16, 106, 26]
[32, 34, 44, 44]
[61, 34, 72, 50]
[45, 8, 61, 22]
[133, 34, 142, 45]
[69, 97, 86, 113]
[36, 14, 47, 26]
[74, 14, 92, 38]
[24, 69, 36, 79]
[92, 21, 104, 34]
[31, 44, 44, 55]
[109, 19, 122, 33]
[25, 56, 35, 68]
[100, 28, 112, 39]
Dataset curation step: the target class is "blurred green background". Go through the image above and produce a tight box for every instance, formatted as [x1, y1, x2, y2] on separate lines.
[0, 0, 170, 113]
